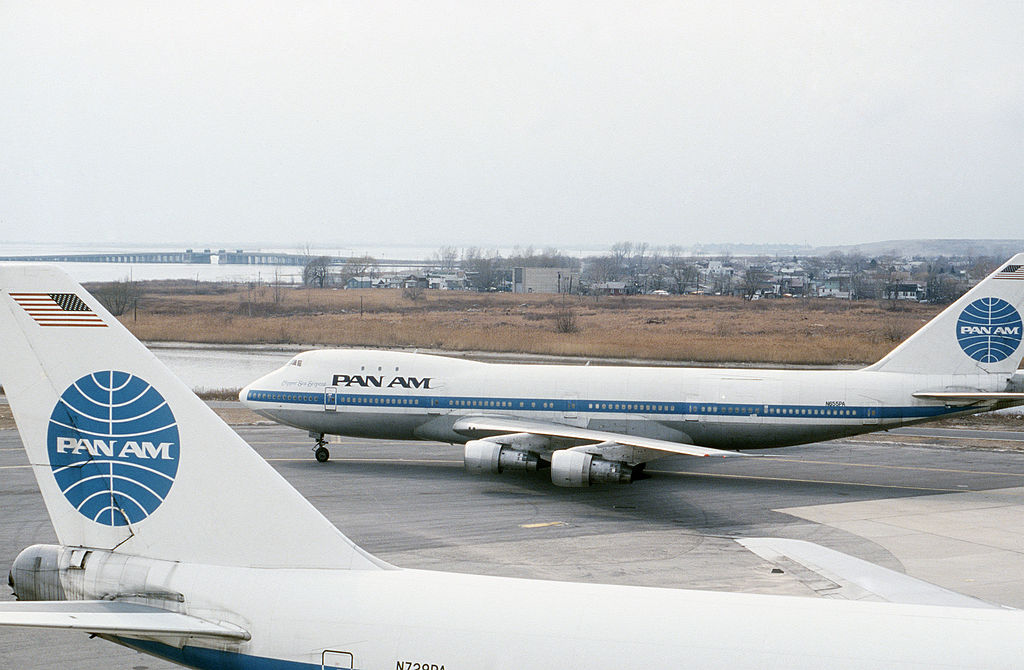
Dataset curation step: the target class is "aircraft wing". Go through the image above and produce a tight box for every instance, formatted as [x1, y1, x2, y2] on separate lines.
[738, 538, 1002, 609]
[0, 601, 250, 639]
[451, 415, 741, 459]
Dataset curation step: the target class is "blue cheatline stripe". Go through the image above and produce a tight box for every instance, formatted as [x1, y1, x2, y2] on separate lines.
[114, 637, 332, 670]
[245, 389, 964, 422]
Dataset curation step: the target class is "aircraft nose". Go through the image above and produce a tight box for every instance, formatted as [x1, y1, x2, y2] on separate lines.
[239, 376, 263, 406]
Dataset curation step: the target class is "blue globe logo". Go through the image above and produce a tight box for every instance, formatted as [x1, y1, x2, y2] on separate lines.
[956, 298, 1023, 363]
[47, 371, 179, 526]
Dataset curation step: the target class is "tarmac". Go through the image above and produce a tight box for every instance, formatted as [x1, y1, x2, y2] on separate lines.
[3, 422, 1024, 668]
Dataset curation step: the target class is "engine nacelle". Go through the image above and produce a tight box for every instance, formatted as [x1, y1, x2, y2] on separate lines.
[9, 544, 66, 601]
[464, 439, 541, 474]
[550, 450, 634, 487]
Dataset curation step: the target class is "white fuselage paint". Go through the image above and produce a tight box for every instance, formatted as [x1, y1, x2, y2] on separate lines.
[38, 546, 1024, 669]
[242, 349, 1018, 452]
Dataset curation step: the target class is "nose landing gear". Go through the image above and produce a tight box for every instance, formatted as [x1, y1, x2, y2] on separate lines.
[311, 433, 330, 463]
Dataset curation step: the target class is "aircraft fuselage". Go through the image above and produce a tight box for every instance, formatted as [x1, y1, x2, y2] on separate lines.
[242, 349, 1021, 450]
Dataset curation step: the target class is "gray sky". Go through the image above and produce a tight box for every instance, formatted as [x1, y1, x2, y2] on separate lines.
[1, 1, 1022, 251]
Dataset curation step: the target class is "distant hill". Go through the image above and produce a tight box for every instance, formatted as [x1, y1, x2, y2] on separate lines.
[692, 239, 1024, 259]
[809, 239, 1024, 258]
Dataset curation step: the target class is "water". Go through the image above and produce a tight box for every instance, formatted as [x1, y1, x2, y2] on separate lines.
[0, 241, 607, 283]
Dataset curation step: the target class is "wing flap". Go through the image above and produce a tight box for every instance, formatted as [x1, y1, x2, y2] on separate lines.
[452, 415, 741, 459]
[0, 601, 250, 639]
[738, 538, 1001, 609]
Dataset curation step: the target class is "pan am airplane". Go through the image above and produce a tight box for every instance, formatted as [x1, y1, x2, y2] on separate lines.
[242, 255, 1024, 486]
[5, 269, 1024, 669]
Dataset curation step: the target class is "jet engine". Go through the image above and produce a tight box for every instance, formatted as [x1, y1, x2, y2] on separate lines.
[550, 450, 634, 487]
[464, 438, 543, 475]
[9, 544, 66, 601]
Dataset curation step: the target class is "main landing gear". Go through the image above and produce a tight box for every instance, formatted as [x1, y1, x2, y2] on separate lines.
[311, 432, 330, 463]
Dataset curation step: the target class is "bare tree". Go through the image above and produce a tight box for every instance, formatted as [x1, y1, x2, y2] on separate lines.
[926, 272, 965, 304]
[433, 245, 459, 271]
[338, 255, 378, 285]
[666, 255, 698, 294]
[610, 241, 633, 266]
[303, 256, 332, 288]
[585, 255, 623, 284]
[463, 247, 503, 291]
[741, 266, 770, 300]
[94, 277, 139, 316]
[633, 242, 650, 272]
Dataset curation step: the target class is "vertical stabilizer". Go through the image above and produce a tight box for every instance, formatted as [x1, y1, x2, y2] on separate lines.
[867, 254, 1024, 375]
[0, 265, 383, 570]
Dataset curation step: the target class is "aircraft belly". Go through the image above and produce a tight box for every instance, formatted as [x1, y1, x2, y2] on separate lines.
[270, 409, 424, 440]
[690, 421, 871, 449]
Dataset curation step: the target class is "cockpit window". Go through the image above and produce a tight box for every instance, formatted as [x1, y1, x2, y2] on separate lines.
[289, 357, 303, 367]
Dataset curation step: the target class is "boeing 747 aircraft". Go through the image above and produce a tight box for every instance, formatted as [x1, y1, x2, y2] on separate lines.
[5, 268, 1024, 668]
[242, 255, 1024, 486]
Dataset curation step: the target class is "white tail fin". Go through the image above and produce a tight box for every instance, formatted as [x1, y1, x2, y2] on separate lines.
[0, 265, 383, 570]
[867, 254, 1024, 375]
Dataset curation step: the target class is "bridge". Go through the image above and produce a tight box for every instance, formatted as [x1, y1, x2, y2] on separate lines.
[0, 250, 214, 264]
[0, 249, 436, 269]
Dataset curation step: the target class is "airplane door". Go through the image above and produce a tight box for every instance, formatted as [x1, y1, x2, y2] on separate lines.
[324, 386, 338, 412]
[856, 396, 881, 425]
[563, 393, 579, 420]
[322, 650, 353, 669]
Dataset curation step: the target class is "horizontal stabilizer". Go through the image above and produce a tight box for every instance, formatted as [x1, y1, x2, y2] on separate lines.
[912, 391, 1024, 405]
[738, 538, 1001, 609]
[452, 415, 741, 458]
[0, 601, 250, 639]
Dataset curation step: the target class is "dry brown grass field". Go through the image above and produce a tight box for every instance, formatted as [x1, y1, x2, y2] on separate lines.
[108, 282, 945, 365]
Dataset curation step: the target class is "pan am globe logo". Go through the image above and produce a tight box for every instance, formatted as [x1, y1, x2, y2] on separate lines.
[46, 371, 179, 526]
[956, 298, 1023, 363]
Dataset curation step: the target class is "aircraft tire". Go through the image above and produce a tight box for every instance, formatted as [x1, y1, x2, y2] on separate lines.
[315, 446, 330, 463]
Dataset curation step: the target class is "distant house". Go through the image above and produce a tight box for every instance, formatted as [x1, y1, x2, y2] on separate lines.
[817, 274, 853, 299]
[401, 274, 429, 289]
[593, 281, 627, 295]
[884, 282, 926, 301]
[512, 267, 579, 294]
[429, 270, 468, 290]
[778, 275, 807, 297]
[344, 276, 375, 289]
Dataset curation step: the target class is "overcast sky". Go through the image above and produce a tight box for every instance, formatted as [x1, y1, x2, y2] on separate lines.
[1, 1, 1021, 252]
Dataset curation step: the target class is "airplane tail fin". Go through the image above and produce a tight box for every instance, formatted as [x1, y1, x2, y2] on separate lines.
[0, 265, 383, 570]
[866, 254, 1024, 376]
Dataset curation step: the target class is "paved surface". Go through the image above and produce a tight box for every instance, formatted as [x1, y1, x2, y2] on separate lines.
[5, 424, 1024, 668]
[891, 426, 1024, 441]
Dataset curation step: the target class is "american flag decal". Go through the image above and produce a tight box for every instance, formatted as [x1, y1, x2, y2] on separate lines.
[996, 265, 1024, 280]
[9, 293, 107, 327]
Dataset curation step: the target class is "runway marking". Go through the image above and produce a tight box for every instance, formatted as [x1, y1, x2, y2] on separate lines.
[248, 441, 312, 446]
[647, 468, 965, 493]
[519, 521, 565, 529]
[758, 455, 1024, 478]
[265, 457, 462, 465]
[0, 464, 32, 470]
